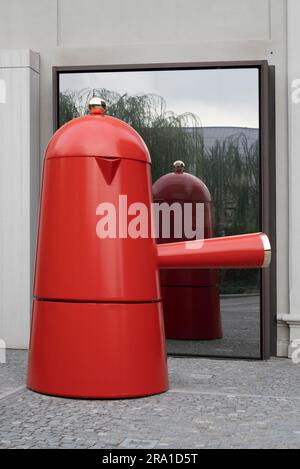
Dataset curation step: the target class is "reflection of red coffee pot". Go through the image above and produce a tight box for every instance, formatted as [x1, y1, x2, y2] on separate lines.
[27, 98, 271, 399]
[153, 161, 222, 340]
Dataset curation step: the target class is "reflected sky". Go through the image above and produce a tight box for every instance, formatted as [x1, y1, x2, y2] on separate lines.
[60, 68, 259, 128]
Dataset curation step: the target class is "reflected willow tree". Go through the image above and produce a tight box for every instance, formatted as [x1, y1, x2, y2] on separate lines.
[202, 135, 260, 293]
[59, 88, 260, 293]
[203, 135, 260, 237]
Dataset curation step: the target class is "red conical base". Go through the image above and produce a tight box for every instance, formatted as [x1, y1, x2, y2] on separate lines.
[27, 300, 168, 398]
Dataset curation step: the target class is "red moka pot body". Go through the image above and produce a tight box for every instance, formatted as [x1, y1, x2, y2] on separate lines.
[153, 169, 222, 340]
[27, 103, 271, 399]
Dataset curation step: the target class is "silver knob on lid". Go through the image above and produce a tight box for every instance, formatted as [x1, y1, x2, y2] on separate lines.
[88, 97, 106, 115]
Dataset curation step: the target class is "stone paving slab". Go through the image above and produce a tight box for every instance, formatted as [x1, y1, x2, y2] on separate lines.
[0, 350, 26, 397]
[0, 351, 300, 449]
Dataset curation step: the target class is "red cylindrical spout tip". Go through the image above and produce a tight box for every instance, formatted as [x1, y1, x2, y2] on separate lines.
[157, 233, 271, 270]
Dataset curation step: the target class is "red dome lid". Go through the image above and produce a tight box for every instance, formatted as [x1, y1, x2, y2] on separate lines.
[153, 162, 211, 202]
[46, 114, 151, 163]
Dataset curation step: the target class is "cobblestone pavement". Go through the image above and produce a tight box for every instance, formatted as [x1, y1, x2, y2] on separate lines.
[1, 350, 300, 449]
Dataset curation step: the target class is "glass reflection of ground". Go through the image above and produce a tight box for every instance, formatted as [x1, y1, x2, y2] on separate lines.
[167, 294, 260, 359]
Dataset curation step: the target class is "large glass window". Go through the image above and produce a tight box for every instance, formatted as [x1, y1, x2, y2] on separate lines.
[55, 64, 273, 359]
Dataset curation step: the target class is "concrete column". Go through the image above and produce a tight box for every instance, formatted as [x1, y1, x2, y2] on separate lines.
[282, 0, 300, 358]
[0, 50, 40, 348]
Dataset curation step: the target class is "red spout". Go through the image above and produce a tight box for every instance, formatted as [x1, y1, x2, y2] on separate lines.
[157, 233, 271, 269]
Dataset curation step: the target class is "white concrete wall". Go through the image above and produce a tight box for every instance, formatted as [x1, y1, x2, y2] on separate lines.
[0, 50, 40, 348]
[0, 0, 293, 354]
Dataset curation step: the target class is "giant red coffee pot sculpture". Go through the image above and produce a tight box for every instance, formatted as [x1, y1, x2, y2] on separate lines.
[27, 98, 271, 399]
[153, 161, 222, 340]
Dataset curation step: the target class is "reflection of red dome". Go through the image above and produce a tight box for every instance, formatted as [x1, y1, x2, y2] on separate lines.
[153, 171, 211, 202]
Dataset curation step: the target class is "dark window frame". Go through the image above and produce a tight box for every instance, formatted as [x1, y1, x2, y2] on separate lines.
[53, 60, 276, 360]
